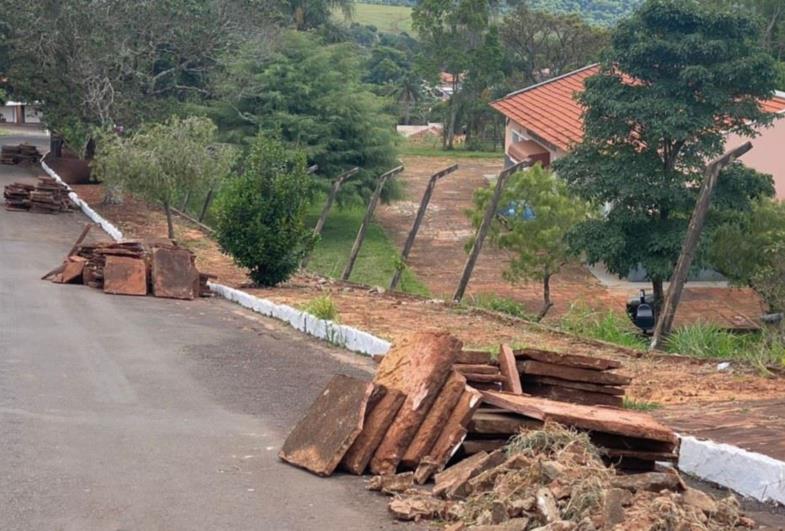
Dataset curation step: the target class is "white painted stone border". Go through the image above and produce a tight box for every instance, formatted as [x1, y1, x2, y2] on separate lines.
[37, 156, 785, 503]
[40, 155, 392, 357]
[678, 435, 785, 505]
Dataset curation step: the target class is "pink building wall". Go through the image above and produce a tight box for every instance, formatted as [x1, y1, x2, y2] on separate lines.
[726, 114, 785, 200]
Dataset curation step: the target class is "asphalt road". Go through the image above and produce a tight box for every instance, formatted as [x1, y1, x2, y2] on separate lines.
[0, 153, 396, 529]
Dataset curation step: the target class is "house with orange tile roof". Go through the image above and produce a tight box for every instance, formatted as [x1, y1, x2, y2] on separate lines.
[491, 64, 785, 200]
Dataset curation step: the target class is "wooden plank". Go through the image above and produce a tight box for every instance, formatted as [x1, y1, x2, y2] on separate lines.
[341, 386, 405, 475]
[400, 371, 467, 469]
[456, 350, 498, 365]
[514, 347, 622, 371]
[498, 344, 523, 394]
[369, 332, 461, 475]
[479, 391, 678, 446]
[468, 411, 542, 435]
[524, 375, 625, 396]
[454, 364, 500, 375]
[524, 383, 624, 408]
[280, 375, 375, 477]
[518, 360, 631, 386]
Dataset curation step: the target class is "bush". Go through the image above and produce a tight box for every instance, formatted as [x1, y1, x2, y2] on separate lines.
[301, 295, 339, 321]
[214, 135, 314, 286]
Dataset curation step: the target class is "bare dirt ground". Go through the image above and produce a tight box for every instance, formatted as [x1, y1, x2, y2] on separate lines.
[376, 156, 764, 329]
[69, 182, 782, 405]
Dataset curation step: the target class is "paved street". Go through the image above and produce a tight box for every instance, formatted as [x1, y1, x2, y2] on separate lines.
[0, 149, 394, 530]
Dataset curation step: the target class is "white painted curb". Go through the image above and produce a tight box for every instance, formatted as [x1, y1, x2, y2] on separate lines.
[678, 435, 785, 505]
[41, 156, 392, 357]
[41, 156, 124, 241]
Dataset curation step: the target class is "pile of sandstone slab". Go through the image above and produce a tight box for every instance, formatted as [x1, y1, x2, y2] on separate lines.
[4, 177, 76, 213]
[278, 332, 752, 529]
[43, 224, 214, 299]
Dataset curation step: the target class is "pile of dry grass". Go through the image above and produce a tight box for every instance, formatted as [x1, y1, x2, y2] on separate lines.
[371, 423, 755, 530]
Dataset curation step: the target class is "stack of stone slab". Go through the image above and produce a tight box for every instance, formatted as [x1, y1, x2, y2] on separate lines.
[514, 347, 629, 407]
[3, 177, 75, 213]
[281, 333, 676, 481]
[1, 144, 41, 165]
[45, 227, 209, 300]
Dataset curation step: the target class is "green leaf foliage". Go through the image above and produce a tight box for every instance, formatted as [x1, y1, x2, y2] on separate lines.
[468, 164, 590, 314]
[553, 0, 778, 291]
[213, 135, 314, 286]
[92, 116, 236, 211]
[210, 31, 400, 203]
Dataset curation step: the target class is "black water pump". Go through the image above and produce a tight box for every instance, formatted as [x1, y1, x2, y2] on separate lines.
[626, 289, 656, 334]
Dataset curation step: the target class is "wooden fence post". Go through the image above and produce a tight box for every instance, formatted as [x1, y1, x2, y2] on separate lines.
[388, 163, 458, 291]
[301, 167, 359, 268]
[649, 142, 753, 350]
[341, 165, 404, 281]
[452, 159, 531, 303]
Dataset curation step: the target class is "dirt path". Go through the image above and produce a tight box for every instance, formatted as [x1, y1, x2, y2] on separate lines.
[376, 156, 764, 328]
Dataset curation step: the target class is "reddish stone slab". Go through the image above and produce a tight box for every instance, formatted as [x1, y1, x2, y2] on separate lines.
[342, 386, 405, 475]
[498, 344, 523, 394]
[524, 375, 625, 396]
[514, 348, 622, 371]
[479, 390, 677, 446]
[60, 256, 87, 284]
[524, 382, 624, 408]
[280, 375, 375, 477]
[517, 360, 631, 386]
[103, 256, 147, 296]
[456, 350, 498, 365]
[400, 371, 467, 469]
[369, 332, 462, 475]
[151, 247, 198, 300]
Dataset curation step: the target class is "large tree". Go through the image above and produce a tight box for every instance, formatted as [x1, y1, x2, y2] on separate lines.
[210, 31, 399, 201]
[0, 0, 274, 153]
[554, 0, 778, 303]
[413, 0, 501, 149]
[500, 3, 609, 87]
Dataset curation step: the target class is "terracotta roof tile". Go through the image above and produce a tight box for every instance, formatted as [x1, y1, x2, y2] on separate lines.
[491, 65, 785, 152]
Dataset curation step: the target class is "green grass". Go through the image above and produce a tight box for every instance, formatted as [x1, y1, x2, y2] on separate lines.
[623, 398, 662, 411]
[469, 294, 534, 320]
[336, 3, 413, 33]
[301, 295, 340, 321]
[304, 202, 430, 296]
[666, 323, 785, 369]
[559, 304, 648, 350]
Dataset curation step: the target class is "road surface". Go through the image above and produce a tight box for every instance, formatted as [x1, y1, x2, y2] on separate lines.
[0, 143, 395, 529]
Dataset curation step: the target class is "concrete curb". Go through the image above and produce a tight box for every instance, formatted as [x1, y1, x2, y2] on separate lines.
[40, 157, 392, 357]
[678, 435, 785, 505]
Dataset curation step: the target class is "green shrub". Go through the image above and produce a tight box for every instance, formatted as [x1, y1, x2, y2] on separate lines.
[559, 304, 647, 350]
[301, 295, 339, 322]
[214, 135, 314, 286]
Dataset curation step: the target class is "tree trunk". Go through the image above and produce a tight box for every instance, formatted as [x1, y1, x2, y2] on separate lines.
[536, 273, 554, 322]
[84, 137, 96, 160]
[198, 187, 215, 222]
[163, 201, 175, 240]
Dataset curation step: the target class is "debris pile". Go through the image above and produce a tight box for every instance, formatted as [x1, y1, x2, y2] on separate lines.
[376, 423, 753, 530]
[4, 177, 76, 213]
[43, 224, 212, 300]
[277, 331, 729, 528]
[1, 144, 42, 165]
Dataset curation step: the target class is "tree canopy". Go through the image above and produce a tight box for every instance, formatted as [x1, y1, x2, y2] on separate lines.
[209, 31, 400, 201]
[553, 0, 778, 301]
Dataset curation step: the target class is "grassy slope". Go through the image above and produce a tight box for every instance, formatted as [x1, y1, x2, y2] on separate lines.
[339, 3, 413, 33]
[303, 202, 430, 296]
